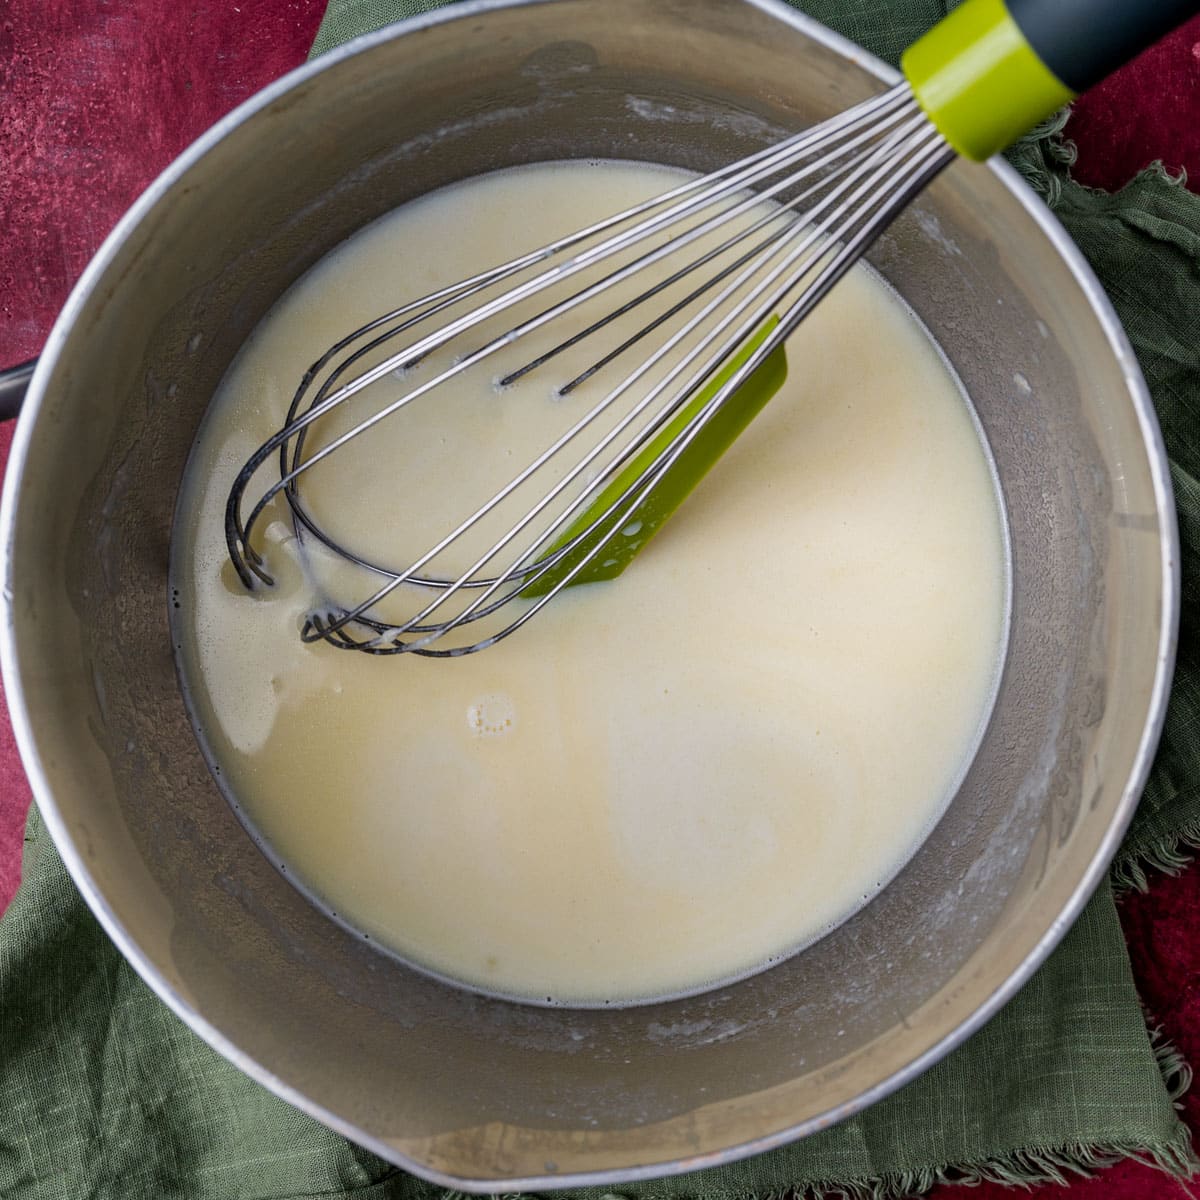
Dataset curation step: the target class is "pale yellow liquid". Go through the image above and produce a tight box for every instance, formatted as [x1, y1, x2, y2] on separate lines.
[174, 160, 1007, 1005]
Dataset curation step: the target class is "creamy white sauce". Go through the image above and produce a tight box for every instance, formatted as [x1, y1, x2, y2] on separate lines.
[173, 160, 1007, 1006]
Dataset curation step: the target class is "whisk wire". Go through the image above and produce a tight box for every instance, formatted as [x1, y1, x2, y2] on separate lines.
[312, 111, 952, 653]
[227, 86, 916, 582]
[248, 97, 926, 585]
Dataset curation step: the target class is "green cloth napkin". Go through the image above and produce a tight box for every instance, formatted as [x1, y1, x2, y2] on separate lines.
[4, 2, 1200, 1197]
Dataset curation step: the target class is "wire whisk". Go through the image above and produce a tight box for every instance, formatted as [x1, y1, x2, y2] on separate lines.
[225, 82, 953, 656]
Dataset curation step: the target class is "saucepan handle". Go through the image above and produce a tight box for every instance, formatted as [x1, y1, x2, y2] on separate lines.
[0, 359, 35, 421]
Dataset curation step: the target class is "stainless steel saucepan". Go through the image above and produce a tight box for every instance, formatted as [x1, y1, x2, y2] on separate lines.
[0, 0, 1177, 1190]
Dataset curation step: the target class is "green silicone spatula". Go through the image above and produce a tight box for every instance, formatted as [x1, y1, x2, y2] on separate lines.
[520, 319, 787, 598]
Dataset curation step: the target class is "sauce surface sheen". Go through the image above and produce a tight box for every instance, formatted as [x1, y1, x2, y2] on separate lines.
[174, 160, 1008, 1006]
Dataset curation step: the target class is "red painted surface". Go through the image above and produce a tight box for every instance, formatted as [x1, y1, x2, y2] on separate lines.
[0, 1, 323, 366]
[1066, 17, 1200, 191]
[0, 3, 1197, 1195]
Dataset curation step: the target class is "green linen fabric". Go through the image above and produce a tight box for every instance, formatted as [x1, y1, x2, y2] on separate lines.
[1, 811, 1193, 1200]
[3, 2, 1200, 1198]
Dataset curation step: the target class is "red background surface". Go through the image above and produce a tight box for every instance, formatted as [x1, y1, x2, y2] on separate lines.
[2, 4, 1199, 1197]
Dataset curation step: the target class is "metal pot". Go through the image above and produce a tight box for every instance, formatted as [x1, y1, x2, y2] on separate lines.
[0, 0, 1177, 1189]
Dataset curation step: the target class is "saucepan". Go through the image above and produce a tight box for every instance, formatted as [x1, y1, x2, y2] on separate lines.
[0, 0, 1177, 1189]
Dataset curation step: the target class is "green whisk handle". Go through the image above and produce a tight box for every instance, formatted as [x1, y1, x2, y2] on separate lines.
[903, 0, 1200, 161]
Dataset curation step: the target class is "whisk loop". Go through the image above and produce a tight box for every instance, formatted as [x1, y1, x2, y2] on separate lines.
[225, 82, 954, 657]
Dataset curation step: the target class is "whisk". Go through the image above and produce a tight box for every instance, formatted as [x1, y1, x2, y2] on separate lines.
[226, 0, 1196, 657]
